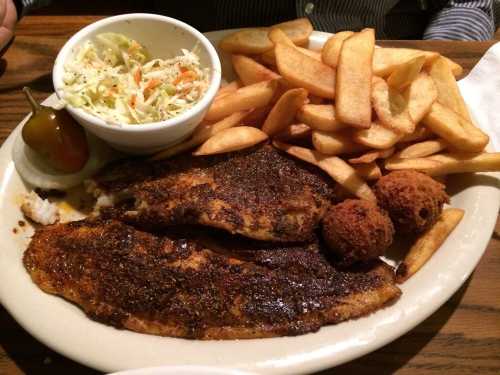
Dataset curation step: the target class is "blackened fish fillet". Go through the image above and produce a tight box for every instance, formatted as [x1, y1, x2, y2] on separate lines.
[24, 218, 400, 339]
[91, 144, 334, 242]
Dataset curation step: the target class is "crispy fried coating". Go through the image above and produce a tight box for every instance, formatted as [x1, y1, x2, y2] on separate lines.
[374, 170, 449, 235]
[322, 199, 394, 265]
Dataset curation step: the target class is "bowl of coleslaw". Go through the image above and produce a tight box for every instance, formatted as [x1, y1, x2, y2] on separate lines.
[53, 13, 221, 154]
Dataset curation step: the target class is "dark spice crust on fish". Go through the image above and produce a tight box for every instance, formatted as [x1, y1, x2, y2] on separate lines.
[23, 218, 401, 339]
[92, 144, 334, 242]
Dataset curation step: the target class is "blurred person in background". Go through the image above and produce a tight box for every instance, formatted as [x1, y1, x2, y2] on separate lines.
[1, 0, 498, 52]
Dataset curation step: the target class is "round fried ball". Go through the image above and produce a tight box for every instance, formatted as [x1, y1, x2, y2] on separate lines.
[374, 170, 449, 235]
[322, 199, 394, 266]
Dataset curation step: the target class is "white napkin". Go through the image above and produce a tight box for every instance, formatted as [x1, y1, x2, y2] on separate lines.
[458, 42, 500, 151]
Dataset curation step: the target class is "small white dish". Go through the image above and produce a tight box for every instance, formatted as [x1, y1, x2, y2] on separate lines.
[53, 13, 221, 154]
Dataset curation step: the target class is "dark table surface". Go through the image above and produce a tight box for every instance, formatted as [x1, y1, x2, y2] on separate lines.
[1, 15, 499, 375]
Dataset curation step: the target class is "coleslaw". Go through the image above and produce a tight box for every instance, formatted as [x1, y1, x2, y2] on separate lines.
[62, 33, 209, 125]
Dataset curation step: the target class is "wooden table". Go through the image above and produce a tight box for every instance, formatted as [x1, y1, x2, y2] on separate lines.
[1, 15, 499, 375]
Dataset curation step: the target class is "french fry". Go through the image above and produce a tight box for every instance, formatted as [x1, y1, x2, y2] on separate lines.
[352, 162, 382, 180]
[275, 123, 312, 142]
[398, 139, 448, 159]
[275, 42, 335, 98]
[372, 48, 439, 77]
[262, 28, 321, 67]
[312, 130, 367, 155]
[387, 55, 426, 91]
[321, 31, 354, 68]
[372, 77, 415, 134]
[220, 28, 273, 54]
[272, 141, 377, 201]
[232, 55, 280, 86]
[396, 208, 465, 283]
[442, 56, 463, 77]
[400, 126, 434, 143]
[242, 105, 273, 127]
[262, 88, 308, 136]
[353, 122, 403, 149]
[219, 18, 313, 54]
[261, 46, 321, 66]
[405, 72, 438, 123]
[194, 126, 268, 155]
[151, 111, 251, 160]
[349, 147, 395, 164]
[336, 29, 375, 128]
[385, 152, 500, 175]
[428, 56, 471, 122]
[296, 104, 346, 132]
[308, 95, 324, 104]
[205, 80, 277, 121]
[272, 17, 313, 47]
[215, 80, 241, 99]
[423, 102, 488, 152]
[268, 27, 296, 46]
[385, 155, 444, 171]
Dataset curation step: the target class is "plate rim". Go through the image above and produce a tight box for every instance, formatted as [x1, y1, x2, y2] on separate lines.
[0, 29, 499, 375]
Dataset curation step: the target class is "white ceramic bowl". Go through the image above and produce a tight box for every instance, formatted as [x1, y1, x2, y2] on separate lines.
[109, 366, 258, 375]
[53, 13, 221, 154]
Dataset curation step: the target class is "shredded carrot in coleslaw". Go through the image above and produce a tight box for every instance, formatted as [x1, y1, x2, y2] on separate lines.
[61, 32, 209, 125]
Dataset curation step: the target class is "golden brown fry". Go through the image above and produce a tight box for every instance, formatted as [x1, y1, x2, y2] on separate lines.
[405, 72, 438, 123]
[219, 18, 313, 54]
[272, 17, 313, 47]
[262, 88, 308, 136]
[423, 102, 488, 152]
[242, 105, 273, 127]
[205, 80, 277, 121]
[398, 139, 448, 159]
[220, 28, 273, 54]
[275, 42, 335, 98]
[372, 77, 415, 134]
[268, 27, 295, 46]
[261, 46, 321, 66]
[352, 162, 383, 180]
[384, 155, 444, 171]
[442, 56, 463, 77]
[296, 104, 346, 132]
[215, 80, 241, 99]
[336, 29, 375, 128]
[308, 95, 324, 104]
[231, 55, 280, 86]
[272, 141, 377, 201]
[194, 126, 268, 155]
[348, 147, 395, 164]
[151, 111, 251, 160]
[387, 55, 426, 91]
[428, 56, 471, 122]
[400, 126, 434, 143]
[372, 48, 439, 77]
[353, 122, 403, 149]
[396, 208, 465, 283]
[312, 130, 367, 155]
[385, 152, 500, 175]
[321, 31, 354, 68]
[275, 123, 312, 142]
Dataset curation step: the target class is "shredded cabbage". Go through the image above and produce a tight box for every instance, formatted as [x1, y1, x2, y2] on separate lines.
[62, 32, 209, 125]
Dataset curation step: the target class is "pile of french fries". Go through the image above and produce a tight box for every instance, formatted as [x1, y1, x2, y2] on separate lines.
[152, 18, 500, 282]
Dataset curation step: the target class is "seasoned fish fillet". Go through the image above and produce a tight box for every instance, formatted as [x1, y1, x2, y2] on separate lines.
[91, 144, 334, 242]
[24, 218, 401, 339]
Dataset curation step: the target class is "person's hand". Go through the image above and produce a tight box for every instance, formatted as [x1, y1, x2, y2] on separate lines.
[0, 0, 17, 51]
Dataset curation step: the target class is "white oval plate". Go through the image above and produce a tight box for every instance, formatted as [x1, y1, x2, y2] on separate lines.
[0, 30, 499, 375]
